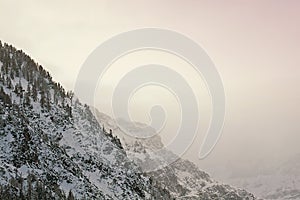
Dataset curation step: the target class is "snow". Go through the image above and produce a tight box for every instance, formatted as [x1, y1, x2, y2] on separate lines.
[0, 41, 263, 200]
[18, 165, 30, 177]
[229, 170, 300, 199]
[93, 109, 257, 199]
[60, 180, 76, 195]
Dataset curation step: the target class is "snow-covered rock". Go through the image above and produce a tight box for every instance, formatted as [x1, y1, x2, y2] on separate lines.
[93, 109, 259, 200]
[0, 41, 171, 199]
[224, 154, 300, 199]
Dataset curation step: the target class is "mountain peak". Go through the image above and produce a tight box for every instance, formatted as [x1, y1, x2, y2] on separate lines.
[0, 41, 258, 199]
[0, 41, 172, 199]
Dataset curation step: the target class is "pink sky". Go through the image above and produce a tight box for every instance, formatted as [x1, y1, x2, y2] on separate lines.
[0, 0, 299, 177]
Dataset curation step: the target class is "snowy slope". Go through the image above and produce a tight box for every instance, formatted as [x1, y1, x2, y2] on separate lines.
[93, 109, 259, 200]
[0, 41, 172, 199]
[224, 155, 300, 200]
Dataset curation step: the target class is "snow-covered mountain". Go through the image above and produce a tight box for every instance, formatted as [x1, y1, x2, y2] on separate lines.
[222, 155, 300, 200]
[93, 109, 259, 200]
[0, 41, 172, 199]
[0, 40, 259, 199]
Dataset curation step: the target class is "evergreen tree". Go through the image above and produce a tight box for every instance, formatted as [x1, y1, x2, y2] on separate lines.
[67, 190, 75, 200]
[10, 70, 14, 80]
[67, 91, 74, 105]
[45, 91, 51, 111]
[27, 174, 32, 200]
[32, 83, 37, 101]
[23, 92, 31, 107]
[0, 86, 11, 105]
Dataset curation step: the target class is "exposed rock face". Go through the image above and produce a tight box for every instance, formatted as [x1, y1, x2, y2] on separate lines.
[0, 41, 259, 199]
[0, 41, 172, 199]
[94, 109, 259, 200]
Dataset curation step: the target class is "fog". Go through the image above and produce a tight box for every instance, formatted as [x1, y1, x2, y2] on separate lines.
[1, 0, 299, 180]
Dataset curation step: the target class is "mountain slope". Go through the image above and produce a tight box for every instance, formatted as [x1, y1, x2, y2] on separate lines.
[94, 109, 259, 200]
[223, 154, 300, 200]
[0, 41, 172, 199]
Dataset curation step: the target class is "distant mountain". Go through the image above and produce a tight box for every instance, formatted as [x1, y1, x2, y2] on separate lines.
[223, 154, 300, 200]
[0, 41, 171, 199]
[93, 109, 259, 200]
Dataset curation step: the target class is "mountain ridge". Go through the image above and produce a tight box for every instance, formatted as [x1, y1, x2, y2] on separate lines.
[93, 109, 260, 199]
[0, 40, 258, 199]
[0, 41, 172, 199]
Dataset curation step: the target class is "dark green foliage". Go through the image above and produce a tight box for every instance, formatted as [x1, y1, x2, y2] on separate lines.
[0, 40, 72, 117]
[0, 40, 175, 200]
[0, 86, 11, 105]
[0, 173, 68, 200]
[67, 190, 75, 200]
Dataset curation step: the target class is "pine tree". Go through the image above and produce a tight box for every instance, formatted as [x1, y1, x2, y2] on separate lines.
[67, 91, 74, 105]
[27, 174, 32, 200]
[36, 181, 44, 200]
[32, 83, 37, 101]
[40, 90, 46, 109]
[67, 190, 75, 200]
[65, 104, 72, 118]
[10, 70, 14, 80]
[6, 77, 12, 89]
[27, 82, 31, 96]
[0, 86, 11, 105]
[23, 92, 31, 107]
[45, 91, 51, 111]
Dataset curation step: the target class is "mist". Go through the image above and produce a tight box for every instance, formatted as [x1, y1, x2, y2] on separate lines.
[1, 0, 299, 183]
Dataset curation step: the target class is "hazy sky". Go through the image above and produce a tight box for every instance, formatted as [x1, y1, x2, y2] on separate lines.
[1, 0, 299, 178]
